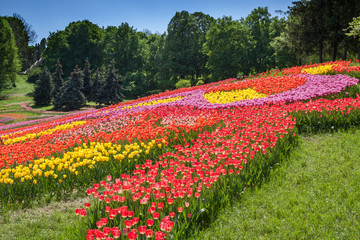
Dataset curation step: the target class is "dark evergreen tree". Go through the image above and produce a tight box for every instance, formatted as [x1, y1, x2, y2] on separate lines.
[96, 60, 125, 105]
[52, 59, 63, 100]
[54, 65, 86, 111]
[33, 67, 53, 105]
[90, 68, 104, 102]
[83, 58, 92, 100]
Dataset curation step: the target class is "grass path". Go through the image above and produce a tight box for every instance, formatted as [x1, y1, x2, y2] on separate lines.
[191, 129, 360, 240]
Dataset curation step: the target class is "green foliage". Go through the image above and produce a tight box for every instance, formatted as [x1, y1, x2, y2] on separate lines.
[4, 13, 36, 71]
[52, 59, 63, 100]
[196, 80, 204, 86]
[104, 23, 143, 76]
[345, 16, 360, 41]
[83, 58, 92, 100]
[244, 7, 277, 73]
[90, 68, 104, 102]
[0, 18, 21, 91]
[163, 11, 214, 86]
[95, 60, 125, 105]
[123, 71, 149, 99]
[270, 31, 299, 68]
[33, 67, 53, 105]
[43, 20, 104, 77]
[204, 16, 249, 81]
[175, 79, 191, 89]
[288, 0, 360, 63]
[26, 67, 42, 84]
[54, 65, 86, 111]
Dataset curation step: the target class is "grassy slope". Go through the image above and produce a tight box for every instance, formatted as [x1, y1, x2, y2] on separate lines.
[191, 130, 360, 240]
[0, 195, 89, 240]
[0, 75, 33, 110]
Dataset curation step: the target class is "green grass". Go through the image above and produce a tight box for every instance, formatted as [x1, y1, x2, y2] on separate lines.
[1, 75, 34, 95]
[191, 129, 360, 240]
[0, 195, 89, 240]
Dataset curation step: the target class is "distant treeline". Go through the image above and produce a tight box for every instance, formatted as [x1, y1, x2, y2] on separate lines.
[1, 0, 360, 97]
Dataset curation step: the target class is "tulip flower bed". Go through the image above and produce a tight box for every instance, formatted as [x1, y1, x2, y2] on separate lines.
[1, 60, 360, 239]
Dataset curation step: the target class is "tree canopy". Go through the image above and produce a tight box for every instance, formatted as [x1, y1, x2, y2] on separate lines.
[0, 17, 20, 90]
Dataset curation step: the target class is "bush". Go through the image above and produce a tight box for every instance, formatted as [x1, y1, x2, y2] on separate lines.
[27, 67, 42, 83]
[196, 80, 204, 86]
[175, 79, 191, 89]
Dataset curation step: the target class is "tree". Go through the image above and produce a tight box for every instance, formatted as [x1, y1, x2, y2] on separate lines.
[95, 60, 125, 105]
[33, 67, 53, 105]
[163, 11, 214, 86]
[54, 65, 86, 111]
[0, 18, 20, 90]
[83, 58, 92, 100]
[52, 59, 63, 99]
[34, 38, 46, 61]
[122, 71, 149, 99]
[5, 13, 37, 71]
[203, 17, 250, 81]
[345, 16, 360, 59]
[244, 7, 279, 73]
[104, 23, 142, 76]
[288, 0, 328, 63]
[90, 68, 104, 102]
[43, 20, 104, 77]
[345, 16, 360, 40]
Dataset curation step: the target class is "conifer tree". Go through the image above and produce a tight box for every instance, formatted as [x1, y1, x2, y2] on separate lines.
[83, 58, 92, 100]
[96, 60, 125, 105]
[54, 65, 86, 111]
[52, 59, 63, 99]
[90, 68, 104, 102]
[33, 67, 53, 105]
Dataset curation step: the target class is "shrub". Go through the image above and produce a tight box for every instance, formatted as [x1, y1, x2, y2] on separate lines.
[196, 80, 204, 86]
[26, 67, 42, 83]
[175, 79, 191, 89]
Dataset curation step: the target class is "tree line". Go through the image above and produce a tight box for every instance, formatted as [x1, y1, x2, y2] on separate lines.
[1, 1, 360, 105]
[33, 58, 126, 110]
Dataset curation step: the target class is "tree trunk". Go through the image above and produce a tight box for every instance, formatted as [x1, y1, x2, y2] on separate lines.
[332, 42, 338, 61]
[343, 46, 347, 60]
[319, 41, 323, 63]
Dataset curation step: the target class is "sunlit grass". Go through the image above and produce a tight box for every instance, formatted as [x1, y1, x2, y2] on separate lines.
[191, 129, 360, 240]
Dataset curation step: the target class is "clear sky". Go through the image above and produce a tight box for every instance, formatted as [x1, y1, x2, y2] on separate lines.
[1, 0, 294, 44]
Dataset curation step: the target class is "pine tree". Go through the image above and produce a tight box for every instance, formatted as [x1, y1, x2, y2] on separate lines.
[83, 58, 92, 100]
[33, 67, 53, 105]
[96, 60, 125, 105]
[54, 65, 86, 111]
[52, 59, 63, 99]
[90, 68, 104, 102]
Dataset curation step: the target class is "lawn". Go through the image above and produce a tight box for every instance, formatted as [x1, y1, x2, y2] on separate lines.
[191, 129, 360, 240]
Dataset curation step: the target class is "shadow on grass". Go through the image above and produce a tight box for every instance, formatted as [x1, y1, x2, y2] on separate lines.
[0, 95, 9, 101]
[30, 104, 56, 111]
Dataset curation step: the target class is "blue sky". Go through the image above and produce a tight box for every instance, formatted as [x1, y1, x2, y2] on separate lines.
[1, 0, 294, 44]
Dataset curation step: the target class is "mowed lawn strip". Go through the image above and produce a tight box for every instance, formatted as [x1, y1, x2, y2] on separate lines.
[191, 129, 360, 240]
[0, 196, 89, 240]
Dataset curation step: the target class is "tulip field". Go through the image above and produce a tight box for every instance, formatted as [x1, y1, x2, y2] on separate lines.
[1, 60, 360, 239]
